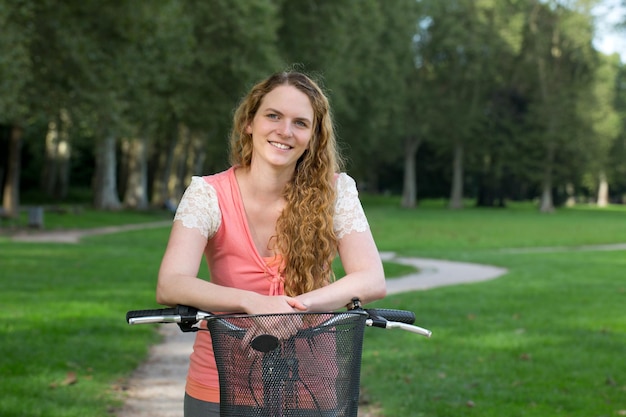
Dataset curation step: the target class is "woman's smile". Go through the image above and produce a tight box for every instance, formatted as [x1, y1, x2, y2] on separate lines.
[268, 141, 292, 150]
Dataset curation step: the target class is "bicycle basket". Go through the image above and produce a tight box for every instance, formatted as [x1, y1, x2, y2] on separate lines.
[207, 311, 368, 417]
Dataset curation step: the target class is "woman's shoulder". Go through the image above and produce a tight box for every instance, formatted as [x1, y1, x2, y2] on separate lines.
[199, 167, 234, 185]
[335, 172, 359, 194]
[333, 172, 368, 237]
[176, 174, 224, 239]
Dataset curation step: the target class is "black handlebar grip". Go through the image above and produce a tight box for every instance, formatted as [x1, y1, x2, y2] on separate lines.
[367, 308, 415, 324]
[126, 307, 178, 323]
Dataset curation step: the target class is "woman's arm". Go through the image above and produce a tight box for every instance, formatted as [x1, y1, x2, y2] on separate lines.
[294, 173, 386, 311]
[295, 227, 386, 312]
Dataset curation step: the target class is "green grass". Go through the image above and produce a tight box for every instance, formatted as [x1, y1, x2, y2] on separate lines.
[0, 207, 172, 233]
[365, 201, 626, 255]
[359, 201, 626, 416]
[1, 201, 625, 416]
[0, 228, 167, 417]
[362, 251, 626, 416]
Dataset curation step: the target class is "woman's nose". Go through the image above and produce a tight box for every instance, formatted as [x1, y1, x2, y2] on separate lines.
[277, 120, 293, 137]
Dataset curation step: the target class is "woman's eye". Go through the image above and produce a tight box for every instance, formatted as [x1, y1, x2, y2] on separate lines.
[295, 120, 308, 128]
[266, 113, 278, 120]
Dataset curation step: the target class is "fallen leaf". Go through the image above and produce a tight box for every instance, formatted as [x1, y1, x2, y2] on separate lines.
[61, 371, 78, 386]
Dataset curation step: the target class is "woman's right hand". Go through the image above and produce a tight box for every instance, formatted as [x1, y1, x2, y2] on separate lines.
[243, 293, 308, 316]
[240, 294, 308, 352]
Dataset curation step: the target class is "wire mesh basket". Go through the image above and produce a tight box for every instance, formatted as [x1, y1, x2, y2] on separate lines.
[207, 311, 368, 417]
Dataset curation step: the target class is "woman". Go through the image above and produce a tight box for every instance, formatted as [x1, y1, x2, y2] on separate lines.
[156, 70, 386, 416]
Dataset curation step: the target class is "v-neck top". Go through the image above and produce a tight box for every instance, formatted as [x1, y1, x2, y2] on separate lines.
[176, 166, 370, 402]
[202, 167, 285, 296]
[186, 168, 286, 402]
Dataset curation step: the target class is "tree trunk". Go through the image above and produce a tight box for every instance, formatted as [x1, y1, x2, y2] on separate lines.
[93, 135, 121, 210]
[41, 110, 72, 200]
[41, 118, 59, 197]
[539, 182, 553, 212]
[597, 171, 609, 207]
[150, 132, 177, 208]
[564, 182, 576, 207]
[186, 131, 207, 180]
[170, 123, 191, 201]
[530, 5, 559, 213]
[539, 142, 555, 213]
[401, 136, 421, 208]
[123, 136, 149, 210]
[2, 125, 23, 218]
[448, 141, 464, 210]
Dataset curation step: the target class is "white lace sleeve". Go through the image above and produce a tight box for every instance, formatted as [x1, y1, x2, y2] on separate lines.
[173, 176, 221, 239]
[334, 173, 369, 239]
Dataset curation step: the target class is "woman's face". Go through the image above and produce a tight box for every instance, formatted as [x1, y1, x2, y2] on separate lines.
[246, 85, 314, 172]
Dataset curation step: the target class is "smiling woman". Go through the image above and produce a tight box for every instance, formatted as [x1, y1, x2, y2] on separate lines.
[153, 70, 387, 417]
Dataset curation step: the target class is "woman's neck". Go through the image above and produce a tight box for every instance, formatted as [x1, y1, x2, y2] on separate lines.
[235, 164, 292, 201]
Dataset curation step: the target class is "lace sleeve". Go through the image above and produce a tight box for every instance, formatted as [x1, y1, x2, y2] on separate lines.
[334, 173, 369, 239]
[173, 176, 221, 239]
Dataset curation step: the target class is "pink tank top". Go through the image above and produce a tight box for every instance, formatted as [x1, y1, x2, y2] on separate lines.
[186, 167, 285, 402]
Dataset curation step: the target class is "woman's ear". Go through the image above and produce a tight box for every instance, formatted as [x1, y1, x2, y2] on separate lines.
[245, 123, 252, 134]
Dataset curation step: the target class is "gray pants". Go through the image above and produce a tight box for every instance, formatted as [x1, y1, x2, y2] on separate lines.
[184, 393, 220, 417]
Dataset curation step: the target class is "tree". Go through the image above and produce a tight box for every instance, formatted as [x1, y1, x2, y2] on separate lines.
[522, 0, 597, 212]
[277, 0, 423, 197]
[584, 53, 620, 206]
[147, 0, 281, 205]
[18, 0, 134, 209]
[3, 0, 624, 213]
[608, 62, 626, 202]
[277, 0, 387, 187]
[0, 0, 34, 217]
[415, 0, 502, 209]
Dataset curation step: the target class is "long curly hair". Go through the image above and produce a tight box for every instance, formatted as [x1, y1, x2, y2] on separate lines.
[229, 71, 343, 296]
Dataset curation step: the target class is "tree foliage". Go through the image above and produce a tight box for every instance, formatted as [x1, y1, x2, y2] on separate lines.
[1, 0, 624, 216]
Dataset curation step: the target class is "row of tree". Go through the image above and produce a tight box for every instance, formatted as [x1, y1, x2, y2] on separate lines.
[1, 0, 625, 217]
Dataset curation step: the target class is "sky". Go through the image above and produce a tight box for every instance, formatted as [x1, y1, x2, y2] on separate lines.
[592, 0, 626, 61]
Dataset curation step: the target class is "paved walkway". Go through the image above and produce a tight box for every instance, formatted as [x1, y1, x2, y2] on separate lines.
[10, 221, 172, 243]
[380, 252, 507, 294]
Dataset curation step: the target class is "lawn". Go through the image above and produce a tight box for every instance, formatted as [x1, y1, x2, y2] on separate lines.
[0, 202, 625, 416]
[360, 200, 626, 416]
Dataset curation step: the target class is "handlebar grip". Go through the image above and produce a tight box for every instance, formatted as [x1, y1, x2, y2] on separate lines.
[126, 307, 178, 323]
[367, 308, 415, 324]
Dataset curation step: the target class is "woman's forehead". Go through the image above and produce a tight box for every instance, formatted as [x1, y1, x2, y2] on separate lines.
[259, 85, 314, 120]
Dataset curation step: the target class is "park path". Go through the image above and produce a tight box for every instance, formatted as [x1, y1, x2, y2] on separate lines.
[10, 221, 172, 243]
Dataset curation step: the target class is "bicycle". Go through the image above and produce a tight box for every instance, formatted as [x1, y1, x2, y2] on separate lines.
[126, 299, 431, 417]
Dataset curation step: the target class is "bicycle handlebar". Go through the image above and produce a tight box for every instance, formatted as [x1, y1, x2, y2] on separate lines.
[126, 305, 432, 337]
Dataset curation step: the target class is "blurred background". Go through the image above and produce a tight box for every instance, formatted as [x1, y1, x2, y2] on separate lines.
[2, 0, 626, 217]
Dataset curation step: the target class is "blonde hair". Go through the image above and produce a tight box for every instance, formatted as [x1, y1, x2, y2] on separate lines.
[229, 71, 343, 296]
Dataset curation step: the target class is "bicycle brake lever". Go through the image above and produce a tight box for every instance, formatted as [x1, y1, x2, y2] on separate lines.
[176, 305, 201, 332]
[365, 309, 388, 328]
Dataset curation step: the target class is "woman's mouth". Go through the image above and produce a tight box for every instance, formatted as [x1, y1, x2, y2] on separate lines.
[269, 141, 292, 150]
